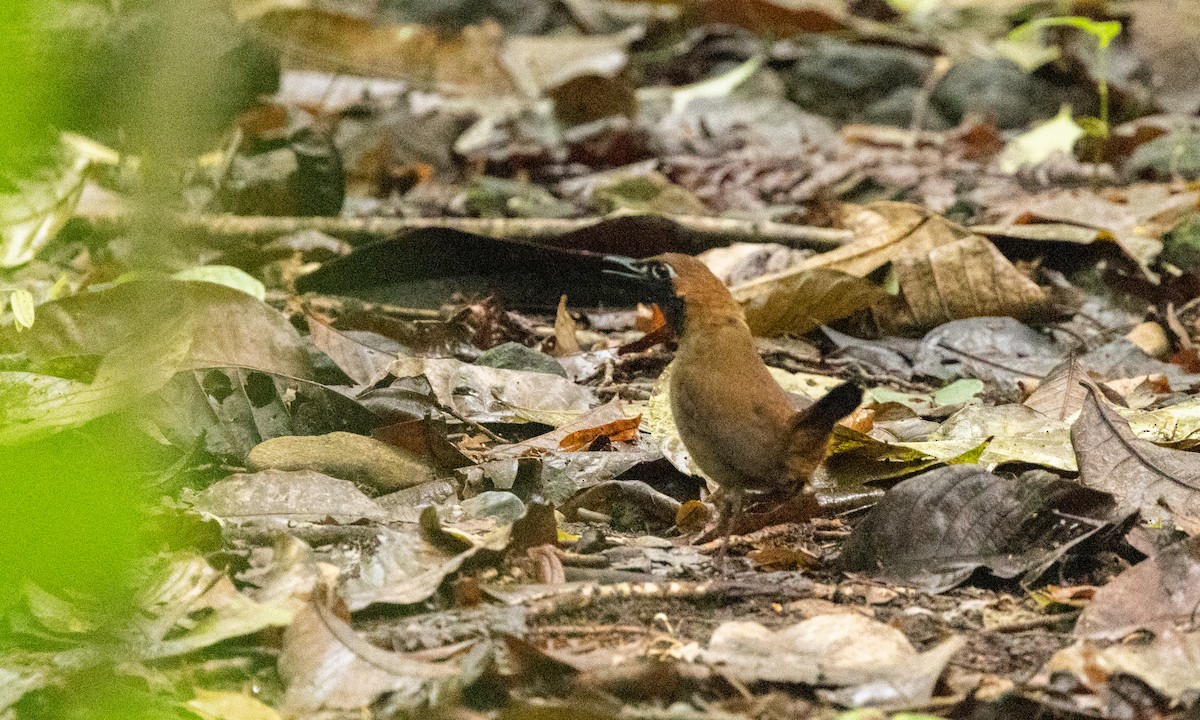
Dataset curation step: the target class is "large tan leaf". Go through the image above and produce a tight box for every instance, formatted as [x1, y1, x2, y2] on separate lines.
[872, 235, 1049, 335]
[1074, 537, 1200, 640]
[701, 615, 963, 707]
[797, 202, 972, 278]
[732, 267, 884, 337]
[0, 279, 313, 379]
[237, 1, 637, 99]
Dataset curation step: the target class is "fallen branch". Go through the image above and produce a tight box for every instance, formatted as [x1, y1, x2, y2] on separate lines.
[78, 207, 854, 252]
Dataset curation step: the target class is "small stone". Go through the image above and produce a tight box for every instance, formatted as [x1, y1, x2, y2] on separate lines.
[461, 491, 526, 523]
[246, 432, 437, 493]
[475, 342, 567, 377]
[1126, 321, 1171, 359]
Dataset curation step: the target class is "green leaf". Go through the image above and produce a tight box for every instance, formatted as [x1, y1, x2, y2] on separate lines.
[933, 378, 984, 406]
[173, 265, 266, 300]
[9, 290, 34, 330]
[1076, 115, 1109, 139]
[1009, 16, 1122, 49]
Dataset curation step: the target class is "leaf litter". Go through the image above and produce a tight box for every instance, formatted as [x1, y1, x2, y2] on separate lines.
[8, 1, 1200, 718]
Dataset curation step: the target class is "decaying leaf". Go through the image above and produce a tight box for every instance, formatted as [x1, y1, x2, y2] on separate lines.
[872, 235, 1050, 335]
[306, 316, 397, 386]
[798, 202, 972, 278]
[338, 506, 512, 611]
[1074, 536, 1200, 640]
[991, 185, 1200, 279]
[732, 267, 884, 337]
[136, 554, 294, 659]
[841, 465, 1118, 593]
[0, 279, 314, 380]
[551, 295, 582, 357]
[920, 403, 1076, 472]
[1072, 387, 1200, 525]
[558, 416, 641, 451]
[147, 367, 378, 462]
[390, 356, 597, 426]
[190, 469, 390, 526]
[1049, 630, 1200, 703]
[701, 615, 963, 707]
[1023, 358, 1090, 421]
[279, 583, 468, 713]
[559, 480, 680, 531]
[912, 316, 1064, 399]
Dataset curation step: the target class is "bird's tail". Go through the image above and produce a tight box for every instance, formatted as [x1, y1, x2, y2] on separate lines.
[786, 382, 863, 482]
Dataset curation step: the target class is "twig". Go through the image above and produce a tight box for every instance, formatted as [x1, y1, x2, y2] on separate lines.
[530, 624, 652, 636]
[988, 610, 1081, 633]
[78, 209, 854, 252]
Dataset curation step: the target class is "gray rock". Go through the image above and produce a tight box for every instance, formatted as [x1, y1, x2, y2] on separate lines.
[787, 37, 931, 123]
[931, 58, 1057, 130]
[475, 341, 567, 377]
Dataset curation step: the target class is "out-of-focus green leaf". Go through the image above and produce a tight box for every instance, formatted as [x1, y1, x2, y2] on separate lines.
[0, 321, 193, 445]
[173, 265, 266, 300]
[0, 134, 93, 268]
[1009, 16, 1121, 50]
[185, 689, 283, 720]
[9, 289, 34, 330]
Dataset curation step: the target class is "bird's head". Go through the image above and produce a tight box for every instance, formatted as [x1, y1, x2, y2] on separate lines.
[602, 252, 741, 334]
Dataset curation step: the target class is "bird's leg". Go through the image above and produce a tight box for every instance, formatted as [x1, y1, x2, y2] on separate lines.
[715, 488, 744, 573]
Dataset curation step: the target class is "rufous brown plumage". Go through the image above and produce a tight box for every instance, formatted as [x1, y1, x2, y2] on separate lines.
[606, 252, 862, 566]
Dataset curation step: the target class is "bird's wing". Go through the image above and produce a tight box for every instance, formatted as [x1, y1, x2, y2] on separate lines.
[670, 358, 794, 490]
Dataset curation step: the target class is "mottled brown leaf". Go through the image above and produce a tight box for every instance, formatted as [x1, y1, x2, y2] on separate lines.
[873, 235, 1049, 335]
[1071, 386, 1200, 525]
[1024, 358, 1090, 420]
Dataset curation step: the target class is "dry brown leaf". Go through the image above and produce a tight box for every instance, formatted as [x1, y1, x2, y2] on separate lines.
[502, 28, 638, 96]
[551, 295, 582, 357]
[799, 202, 972, 278]
[1074, 537, 1200, 640]
[279, 583, 459, 713]
[700, 0, 848, 36]
[558, 416, 641, 451]
[732, 267, 884, 337]
[1023, 359, 1089, 421]
[872, 235, 1049, 335]
[1071, 386, 1200, 526]
[240, 4, 519, 96]
[991, 185, 1200, 280]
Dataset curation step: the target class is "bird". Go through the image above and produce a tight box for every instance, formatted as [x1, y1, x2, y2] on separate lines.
[605, 252, 863, 568]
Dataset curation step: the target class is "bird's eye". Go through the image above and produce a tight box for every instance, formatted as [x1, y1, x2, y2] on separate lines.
[649, 263, 672, 281]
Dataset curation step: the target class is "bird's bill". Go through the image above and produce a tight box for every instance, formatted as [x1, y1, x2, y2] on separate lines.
[599, 254, 654, 282]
